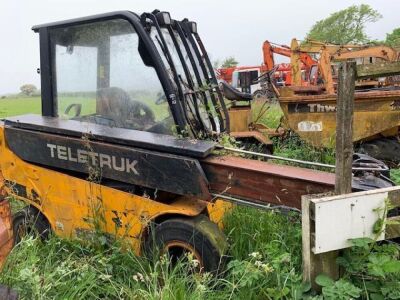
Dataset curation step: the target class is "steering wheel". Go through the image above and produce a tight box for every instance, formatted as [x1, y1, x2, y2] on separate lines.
[126, 100, 155, 127]
[64, 103, 82, 117]
[155, 93, 167, 105]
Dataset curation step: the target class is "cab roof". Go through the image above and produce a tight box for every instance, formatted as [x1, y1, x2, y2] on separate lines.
[32, 11, 140, 32]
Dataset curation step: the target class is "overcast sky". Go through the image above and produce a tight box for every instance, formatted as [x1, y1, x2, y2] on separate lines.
[0, 0, 398, 94]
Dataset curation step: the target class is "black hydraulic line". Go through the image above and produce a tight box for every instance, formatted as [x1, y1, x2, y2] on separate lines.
[174, 22, 217, 133]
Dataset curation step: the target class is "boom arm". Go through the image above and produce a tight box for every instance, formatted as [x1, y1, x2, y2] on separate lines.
[293, 39, 399, 93]
[332, 46, 399, 62]
[263, 40, 317, 85]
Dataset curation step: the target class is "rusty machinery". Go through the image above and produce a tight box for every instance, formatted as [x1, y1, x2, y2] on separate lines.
[0, 11, 394, 272]
[262, 38, 400, 162]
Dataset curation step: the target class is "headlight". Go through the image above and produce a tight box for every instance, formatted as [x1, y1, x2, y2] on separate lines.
[156, 12, 172, 26]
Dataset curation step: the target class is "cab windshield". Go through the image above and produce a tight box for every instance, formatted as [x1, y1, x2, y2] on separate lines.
[50, 19, 174, 135]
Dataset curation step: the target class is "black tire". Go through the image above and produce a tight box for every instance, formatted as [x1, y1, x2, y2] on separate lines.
[12, 206, 50, 246]
[144, 215, 227, 273]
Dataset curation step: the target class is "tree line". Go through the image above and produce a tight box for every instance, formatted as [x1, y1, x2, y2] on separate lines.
[219, 4, 399, 68]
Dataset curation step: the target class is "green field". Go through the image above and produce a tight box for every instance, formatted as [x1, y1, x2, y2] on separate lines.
[1, 96, 399, 299]
[0, 96, 96, 118]
[0, 97, 42, 118]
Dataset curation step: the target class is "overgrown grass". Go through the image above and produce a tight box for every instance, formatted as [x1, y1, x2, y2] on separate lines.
[252, 100, 283, 129]
[0, 207, 307, 300]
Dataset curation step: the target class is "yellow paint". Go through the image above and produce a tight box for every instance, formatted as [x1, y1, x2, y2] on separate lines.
[290, 38, 302, 86]
[228, 106, 251, 132]
[279, 93, 400, 148]
[0, 125, 231, 254]
[207, 199, 234, 229]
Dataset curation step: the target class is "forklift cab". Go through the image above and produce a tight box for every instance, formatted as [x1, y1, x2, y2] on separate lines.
[33, 11, 229, 139]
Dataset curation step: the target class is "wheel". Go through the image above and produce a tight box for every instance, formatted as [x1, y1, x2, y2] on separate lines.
[12, 207, 50, 246]
[252, 90, 265, 99]
[144, 215, 227, 272]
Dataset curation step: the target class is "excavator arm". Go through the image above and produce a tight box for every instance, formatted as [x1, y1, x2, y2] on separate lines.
[332, 45, 399, 62]
[292, 39, 399, 93]
[263, 40, 317, 85]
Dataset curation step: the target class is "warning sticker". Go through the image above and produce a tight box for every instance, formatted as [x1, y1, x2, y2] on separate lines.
[298, 121, 323, 132]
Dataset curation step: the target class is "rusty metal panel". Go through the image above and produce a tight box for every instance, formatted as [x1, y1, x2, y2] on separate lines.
[228, 107, 251, 132]
[201, 155, 335, 209]
[279, 90, 400, 147]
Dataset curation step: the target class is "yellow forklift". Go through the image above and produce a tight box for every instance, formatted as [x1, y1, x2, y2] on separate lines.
[0, 10, 393, 274]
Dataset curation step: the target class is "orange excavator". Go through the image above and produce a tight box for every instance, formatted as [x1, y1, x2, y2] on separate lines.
[262, 39, 399, 94]
[262, 40, 317, 86]
[290, 39, 399, 94]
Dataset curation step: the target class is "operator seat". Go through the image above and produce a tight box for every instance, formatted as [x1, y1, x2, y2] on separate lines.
[97, 87, 132, 128]
[219, 81, 253, 102]
[97, 87, 155, 130]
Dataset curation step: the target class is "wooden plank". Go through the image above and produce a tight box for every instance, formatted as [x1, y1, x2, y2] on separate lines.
[315, 61, 356, 284]
[356, 61, 400, 79]
[335, 62, 356, 195]
[302, 193, 339, 291]
[302, 195, 314, 285]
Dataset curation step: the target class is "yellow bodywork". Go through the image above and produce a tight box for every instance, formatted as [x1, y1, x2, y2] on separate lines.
[0, 125, 231, 254]
[227, 105, 275, 146]
[279, 90, 400, 148]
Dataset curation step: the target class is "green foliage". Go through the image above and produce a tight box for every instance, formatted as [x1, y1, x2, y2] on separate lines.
[316, 275, 362, 300]
[386, 28, 400, 47]
[307, 4, 382, 44]
[221, 208, 308, 299]
[0, 236, 219, 299]
[251, 101, 283, 129]
[335, 239, 400, 299]
[272, 133, 335, 169]
[390, 168, 400, 185]
[0, 207, 310, 300]
[19, 84, 38, 96]
[221, 56, 239, 68]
